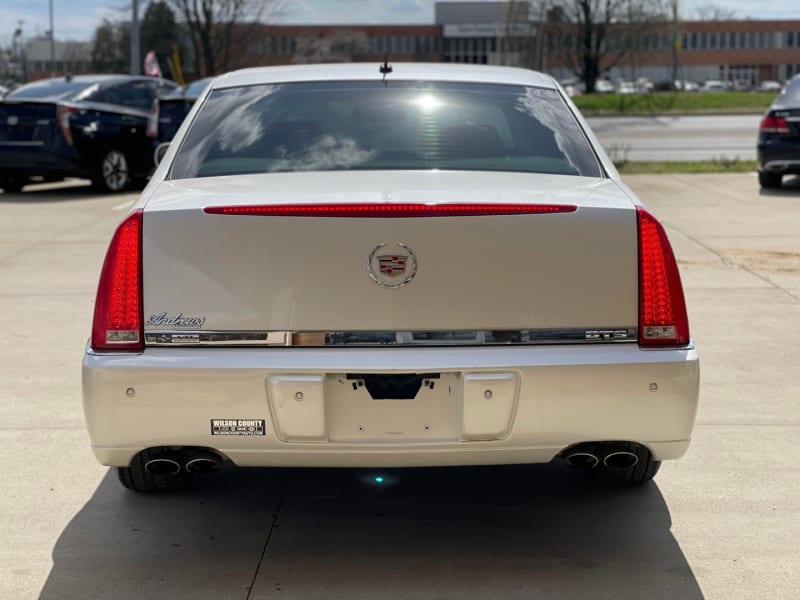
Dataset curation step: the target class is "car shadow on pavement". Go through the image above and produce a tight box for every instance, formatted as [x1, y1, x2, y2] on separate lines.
[0, 180, 102, 203]
[39, 463, 704, 600]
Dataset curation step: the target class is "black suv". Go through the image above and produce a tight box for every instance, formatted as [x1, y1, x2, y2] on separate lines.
[0, 75, 178, 193]
[757, 74, 800, 189]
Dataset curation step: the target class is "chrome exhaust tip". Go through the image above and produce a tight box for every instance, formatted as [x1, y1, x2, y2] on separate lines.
[564, 452, 600, 470]
[185, 457, 221, 475]
[603, 451, 639, 469]
[144, 458, 182, 476]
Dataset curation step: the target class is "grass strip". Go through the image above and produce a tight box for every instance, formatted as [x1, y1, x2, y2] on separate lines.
[574, 91, 773, 116]
[616, 159, 757, 174]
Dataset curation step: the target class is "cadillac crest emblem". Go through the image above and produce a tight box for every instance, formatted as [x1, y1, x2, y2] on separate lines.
[368, 242, 417, 288]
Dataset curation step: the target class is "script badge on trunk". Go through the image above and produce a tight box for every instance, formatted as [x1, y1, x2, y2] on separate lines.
[368, 242, 417, 288]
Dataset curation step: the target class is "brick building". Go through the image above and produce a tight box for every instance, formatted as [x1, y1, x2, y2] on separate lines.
[244, 25, 443, 66]
[434, 2, 800, 85]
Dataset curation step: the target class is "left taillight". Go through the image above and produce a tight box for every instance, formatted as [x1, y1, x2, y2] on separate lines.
[56, 103, 78, 146]
[759, 114, 790, 135]
[91, 209, 144, 352]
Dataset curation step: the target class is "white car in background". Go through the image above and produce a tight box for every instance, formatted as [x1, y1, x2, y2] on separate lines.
[82, 63, 699, 492]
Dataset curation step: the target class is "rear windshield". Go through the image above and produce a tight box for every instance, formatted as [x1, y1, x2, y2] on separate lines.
[7, 80, 93, 100]
[169, 80, 601, 179]
[776, 76, 800, 104]
[171, 78, 212, 98]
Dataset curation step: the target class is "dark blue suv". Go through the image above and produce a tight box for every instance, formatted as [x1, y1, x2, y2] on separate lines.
[757, 74, 800, 189]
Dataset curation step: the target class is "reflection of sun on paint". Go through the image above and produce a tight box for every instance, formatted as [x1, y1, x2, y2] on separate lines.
[413, 93, 443, 112]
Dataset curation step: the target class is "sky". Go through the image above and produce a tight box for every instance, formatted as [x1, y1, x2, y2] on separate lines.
[1, 0, 798, 45]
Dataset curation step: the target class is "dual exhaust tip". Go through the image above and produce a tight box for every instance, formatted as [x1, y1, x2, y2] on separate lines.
[563, 444, 640, 470]
[143, 449, 222, 476]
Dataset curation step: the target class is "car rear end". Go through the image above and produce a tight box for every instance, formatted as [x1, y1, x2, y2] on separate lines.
[757, 75, 800, 188]
[82, 64, 699, 491]
[0, 83, 86, 188]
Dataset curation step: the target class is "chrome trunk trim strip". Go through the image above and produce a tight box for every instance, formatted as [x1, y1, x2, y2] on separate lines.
[144, 328, 637, 347]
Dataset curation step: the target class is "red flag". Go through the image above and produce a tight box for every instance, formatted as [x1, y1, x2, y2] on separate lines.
[143, 50, 162, 78]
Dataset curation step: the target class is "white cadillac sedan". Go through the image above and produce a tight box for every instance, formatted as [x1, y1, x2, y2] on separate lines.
[82, 63, 699, 492]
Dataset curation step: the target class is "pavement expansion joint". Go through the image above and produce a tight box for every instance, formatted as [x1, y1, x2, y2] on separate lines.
[245, 470, 293, 600]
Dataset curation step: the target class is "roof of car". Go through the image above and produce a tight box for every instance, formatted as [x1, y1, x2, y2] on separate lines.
[20, 74, 172, 88]
[214, 63, 557, 90]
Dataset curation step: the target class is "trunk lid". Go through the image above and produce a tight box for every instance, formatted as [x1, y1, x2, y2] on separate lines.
[141, 171, 638, 338]
[0, 100, 60, 146]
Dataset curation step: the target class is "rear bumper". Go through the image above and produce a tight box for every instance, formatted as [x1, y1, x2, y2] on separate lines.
[82, 343, 699, 468]
[0, 143, 82, 178]
[757, 140, 800, 174]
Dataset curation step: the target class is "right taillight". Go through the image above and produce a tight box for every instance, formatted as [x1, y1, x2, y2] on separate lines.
[637, 207, 690, 347]
[56, 103, 78, 146]
[91, 210, 144, 352]
[759, 114, 790, 134]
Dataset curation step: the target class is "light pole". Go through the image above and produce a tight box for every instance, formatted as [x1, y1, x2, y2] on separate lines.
[131, 0, 141, 75]
[671, 0, 680, 87]
[14, 22, 27, 83]
[49, 0, 56, 76]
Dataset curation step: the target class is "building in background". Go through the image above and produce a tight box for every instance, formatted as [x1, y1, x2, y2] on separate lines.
[435, 1, 536, 66]
[434, 1, 800, 86]
[23, 36, 91, 81]
[245, 25, 443, 67]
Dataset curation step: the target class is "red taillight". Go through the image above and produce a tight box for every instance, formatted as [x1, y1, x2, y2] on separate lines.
[759, 114, 790, 134]
[637, 207, 690, 347]
[56, 103, 78, 146]
[91, 210, 144, 352]
[203, 204, 577, 217]
[146, 100, 159, 138]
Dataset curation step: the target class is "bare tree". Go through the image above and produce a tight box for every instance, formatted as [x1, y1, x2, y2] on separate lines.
[90, 19, 129, 73]
[167, 0, 282, 76]
[544, 0, 669, 93]
[292, 31, 369, 65]
[694, 3, 737, 21]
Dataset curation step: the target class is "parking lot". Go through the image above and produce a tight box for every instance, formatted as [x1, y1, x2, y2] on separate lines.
[1, 173, 798, 600]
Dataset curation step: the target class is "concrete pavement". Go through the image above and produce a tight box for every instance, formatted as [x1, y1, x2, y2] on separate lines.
[0, 174, 798, 599]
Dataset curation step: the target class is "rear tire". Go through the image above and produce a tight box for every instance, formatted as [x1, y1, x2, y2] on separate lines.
[758, 171, 782, 189]
[0, 176, 25, 194]
[117, 448, 191, 492]
[93, 149, 131, 193]
[594, 442, 661, 484]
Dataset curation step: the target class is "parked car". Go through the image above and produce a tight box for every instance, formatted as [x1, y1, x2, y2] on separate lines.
[676, 80, 700, 92]
[757, 74, 800, 188]
[594, 78, 615, 93]
[82, 63, 699, 492]
[0, 74, 178, 193]
[146, 77, 213, 143]
[616, 80, 637, 94]
[757, 80, 783, 93]
[700, 80, 725, 92]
